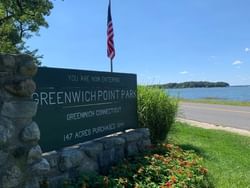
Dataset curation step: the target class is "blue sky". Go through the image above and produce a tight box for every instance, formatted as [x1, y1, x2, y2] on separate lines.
[27, 0, 250, 85]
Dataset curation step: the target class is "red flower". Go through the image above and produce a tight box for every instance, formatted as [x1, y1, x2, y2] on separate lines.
[165, 181, 172, 188]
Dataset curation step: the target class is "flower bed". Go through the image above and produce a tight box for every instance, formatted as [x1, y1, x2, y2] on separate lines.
[63, 144, 212, 188]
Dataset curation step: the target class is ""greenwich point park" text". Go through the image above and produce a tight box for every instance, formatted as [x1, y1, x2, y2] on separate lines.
[33, 89, 136, 106]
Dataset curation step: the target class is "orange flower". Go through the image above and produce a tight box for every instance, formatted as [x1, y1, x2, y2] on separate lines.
[171, 176, 177, 183]
[187, 172, 193, 178]
[153, 154, 161, 159]
[177, 169, 182, 174]
[166, 144, 174, 149]
[199, 167, 208, 174]
[185, 161, 192, 167]
[180, 161, 192, 167]
[163, 158, 170, 164]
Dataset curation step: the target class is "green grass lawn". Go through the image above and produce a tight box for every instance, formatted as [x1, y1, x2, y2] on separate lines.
[167, 122, 250, 188]
[180, 98, 250, 107]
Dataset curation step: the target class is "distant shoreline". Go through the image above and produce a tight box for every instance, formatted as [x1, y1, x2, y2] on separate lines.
[151, 81, 230, 89]
[230, 85, 250, 87]
[166, 86, 250, 102]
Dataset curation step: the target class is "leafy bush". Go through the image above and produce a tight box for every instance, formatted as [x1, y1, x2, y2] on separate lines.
[137, 86, 178, 143]
[63, 144, 212, 188]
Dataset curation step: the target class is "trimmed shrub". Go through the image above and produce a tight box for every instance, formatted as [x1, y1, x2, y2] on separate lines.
[137, 86, 178, 143]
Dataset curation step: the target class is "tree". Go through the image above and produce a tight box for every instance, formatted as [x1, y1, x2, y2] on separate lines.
[0, 0, 54, 63]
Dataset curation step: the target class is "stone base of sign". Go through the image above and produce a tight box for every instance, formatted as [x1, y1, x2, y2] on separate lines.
[0, 54, 50, 188]
[42, 128, 151, 187]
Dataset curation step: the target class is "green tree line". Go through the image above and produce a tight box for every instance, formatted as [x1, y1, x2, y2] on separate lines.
[153, 81, 230, 89]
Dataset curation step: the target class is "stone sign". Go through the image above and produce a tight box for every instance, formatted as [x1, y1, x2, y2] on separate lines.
[33, 67, 138, 152]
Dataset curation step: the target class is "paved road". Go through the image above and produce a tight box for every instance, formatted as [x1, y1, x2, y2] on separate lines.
[178, 102, 250, 131]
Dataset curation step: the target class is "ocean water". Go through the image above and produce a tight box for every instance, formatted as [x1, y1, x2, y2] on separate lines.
[166, 86, 250, 102]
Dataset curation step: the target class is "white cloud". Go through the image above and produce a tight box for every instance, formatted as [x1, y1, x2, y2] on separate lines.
[232, 60, 243, 65]
[179, 71, 188, 74]
[245, 48, 250, 52]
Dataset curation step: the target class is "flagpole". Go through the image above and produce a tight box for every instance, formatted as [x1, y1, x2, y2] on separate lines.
[110, 58, 113, 72]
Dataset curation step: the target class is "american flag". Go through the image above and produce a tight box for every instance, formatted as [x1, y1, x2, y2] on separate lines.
[107, 0, 115, 60]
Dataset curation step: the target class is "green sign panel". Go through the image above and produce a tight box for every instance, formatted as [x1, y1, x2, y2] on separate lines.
[33, 67, 137, 152]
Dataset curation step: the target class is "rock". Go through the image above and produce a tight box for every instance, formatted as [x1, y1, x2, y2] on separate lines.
[43, 151, 59, 169]
[2, 165, 22, 188]
[4, 79, 36, 97]
[0, 115, 13, 125]
[121, 131, 144, 143]
[0, 54, 16, 72]
[0, 89, 15, 102]
[77, 152, 99, 173]
[46, 174, 69, 188]
[80, 141, 103, 160]
[135, 128, 150, 138]
[126, 142, 139, 157]
[0, 125, 12, 145]
[98, 148, 115, 173]
[12, 118, 32, 130]
[1, 101, 37, 118]
[0, 72, 11, 85]
[98, 137, 126, 164]
[24, 177, 40, 188]
[0, 150, 8, 166]
[13, 147, 27, 159]
[100, 136, 125, 150]
[19, 61, 37, 77]
[22, 122, 40, 142]
[27, 145, 42, 164]
[114, 147, 125, 162]
[31, 158, 50, 175]
[137, 139, 152, 152]
[59, 150, 83, 171]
